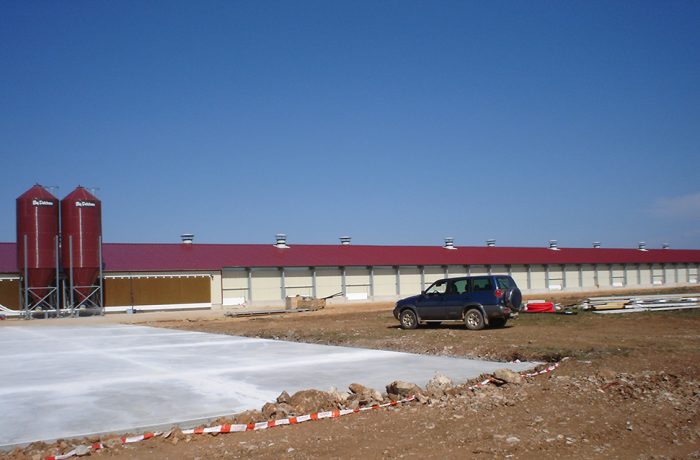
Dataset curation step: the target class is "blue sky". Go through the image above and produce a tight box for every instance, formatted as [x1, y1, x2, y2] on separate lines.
[1, 1, 699, 248]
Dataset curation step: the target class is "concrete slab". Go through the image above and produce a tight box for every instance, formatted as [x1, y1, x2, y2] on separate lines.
[0, 324, 538, 448]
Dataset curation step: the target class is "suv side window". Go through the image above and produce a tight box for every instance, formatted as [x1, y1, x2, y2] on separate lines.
[496, 276, 515, 290]
[470, 277, 493, 291]
[453, 279, 468, 294]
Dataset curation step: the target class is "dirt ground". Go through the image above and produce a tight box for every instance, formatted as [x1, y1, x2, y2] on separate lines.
[4, 288, 700, 459]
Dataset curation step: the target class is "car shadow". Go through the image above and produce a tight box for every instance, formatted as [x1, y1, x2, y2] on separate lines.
[385, 323, 515, 330]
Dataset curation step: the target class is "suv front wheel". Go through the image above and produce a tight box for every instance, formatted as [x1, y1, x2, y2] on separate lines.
[464, 308, 485, 330]
[399, 309, 418, 330]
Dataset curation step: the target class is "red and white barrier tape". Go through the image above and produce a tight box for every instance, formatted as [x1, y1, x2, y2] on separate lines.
[182, 396, 415, 436]
[45, 362, 562, 460]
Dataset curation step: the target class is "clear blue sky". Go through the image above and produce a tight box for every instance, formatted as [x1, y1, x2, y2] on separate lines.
[1, 1, 699, 248]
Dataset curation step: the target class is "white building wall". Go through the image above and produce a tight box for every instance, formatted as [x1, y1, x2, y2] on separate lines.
[564, 265, 580, 289]
[625, 264, 639, 286]
[664, 264, 677, 285]
[596, 265, 611, 288]
[447, 265, 468, 278]
[284, 268, 313, 297]
[689, 264, 699, 283]
[218, 258, 700, 306]
[399, 266, 422, 297]
[316, 268, 342, 298]
[210, 271, 223, 305]
[547, 265, 564, 290]
[651, 264, 664, 285]
[581, 264, 596, 288]
[611, 264, 625, 287]
[251, 268, 281, 301]
[639, 265, 652, 285]
[423, 266, 445, 288]
[345, 267, 370, 296]
[530, 265, 546, 290]
[222, 269, 248, 304]
[373, 267, 397, 296]
[511, 265, 528, 289]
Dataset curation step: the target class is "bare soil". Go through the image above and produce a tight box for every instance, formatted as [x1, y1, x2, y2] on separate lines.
[5, 289, 700, 459]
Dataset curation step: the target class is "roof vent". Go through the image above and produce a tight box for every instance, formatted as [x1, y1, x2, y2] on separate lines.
[638, 242, 648, 251]
[548, 240, 560, 250]
[662, 243, 670, 250]
[486, 239, 496, 247]
[180, 233, 194, 244]
[340, 236, 352, 246]
[593, 242, 601, 249]
[443, 237, 456, 250]
[274, 233, 289, 249]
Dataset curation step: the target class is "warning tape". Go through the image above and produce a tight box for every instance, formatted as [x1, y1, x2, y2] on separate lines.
[44, 362, 562, 460]
[182, 396, 415, 436]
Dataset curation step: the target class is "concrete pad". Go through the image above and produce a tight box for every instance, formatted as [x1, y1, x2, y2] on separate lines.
[0, 324, 538, 448]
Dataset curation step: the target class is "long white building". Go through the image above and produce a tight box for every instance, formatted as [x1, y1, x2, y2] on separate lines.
[1, 237, 699, 310]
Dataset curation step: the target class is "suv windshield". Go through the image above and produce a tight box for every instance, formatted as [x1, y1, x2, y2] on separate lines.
[425, 280, 447, 295]
[496, 276, 515, 289]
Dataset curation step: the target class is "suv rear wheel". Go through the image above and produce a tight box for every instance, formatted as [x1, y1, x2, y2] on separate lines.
[464, 308, 485, 330]
[399, 309, 418, 330]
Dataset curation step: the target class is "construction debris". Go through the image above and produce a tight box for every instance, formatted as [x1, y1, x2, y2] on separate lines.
[224, 308, 312, 318]
[285, 295, 326, 310]
[522, 301, 576, 314]
[578, 293, 700, 314]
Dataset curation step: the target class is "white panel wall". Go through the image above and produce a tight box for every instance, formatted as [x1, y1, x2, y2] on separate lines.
[689, 265, 699, 283]
[530, 265, 546, 290]
[399, 266, 422, 297]
[611, 264, 625, 287]
[664, 264, 677, 285]
[511, 265, 528, 289]
[222, 258, 700, 305]
[210, 272, 222, 304]
[547, 265, 564, 290]
[251, 268, 281, 301]
[651, 264, 664, 285]
[581, 265, 596, 288]
[564, 265, 580, 289]
[373, 267, 397, 296]
[661, 264, 676, 285]
[222, 269, 248, 302]
[638, 265, 651, 285]
[284, 268, 313, 297]
[596, 265, 611, 288]
[447, 265, 468, 278]
[626, 264, 639, 286]
[346, 267, 370, 295]
[423, 266, 445, 288]
[316, 268, 342, 298]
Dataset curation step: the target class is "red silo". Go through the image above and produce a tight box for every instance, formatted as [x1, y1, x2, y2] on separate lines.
[61, 186, 102, 300]
[16, 184, 60, 301]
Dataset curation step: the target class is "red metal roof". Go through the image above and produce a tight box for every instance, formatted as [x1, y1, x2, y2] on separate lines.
[1, 242, 699, 273]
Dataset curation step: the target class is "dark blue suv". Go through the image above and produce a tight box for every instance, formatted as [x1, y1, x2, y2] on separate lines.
[392, 275, 522, 330]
